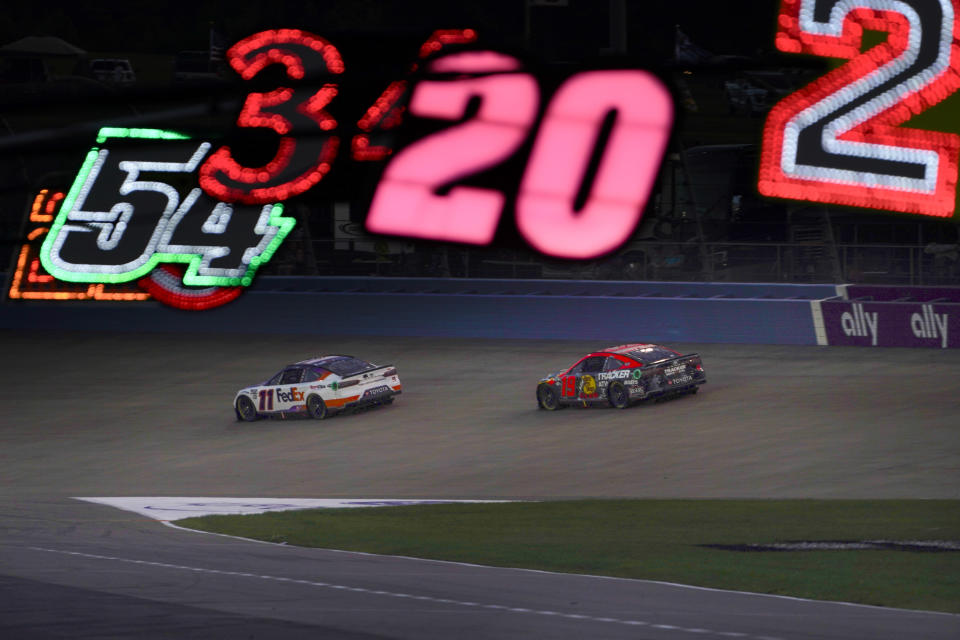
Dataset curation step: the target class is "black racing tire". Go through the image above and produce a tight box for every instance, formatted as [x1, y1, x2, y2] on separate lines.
[307, 394, 328, 420]
[236, 395, 259, 422]
[608, 382, 630, 409]
[536, 383, 561, 411]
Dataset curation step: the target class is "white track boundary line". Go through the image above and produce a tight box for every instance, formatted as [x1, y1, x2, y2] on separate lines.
[809, 284, 853, 347]
[26, 545, 783, 640]
[162, 521, 960, 619]
[810, 299, 828, 345]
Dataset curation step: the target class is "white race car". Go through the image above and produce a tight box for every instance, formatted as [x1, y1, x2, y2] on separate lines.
[234, 355, 401, 421]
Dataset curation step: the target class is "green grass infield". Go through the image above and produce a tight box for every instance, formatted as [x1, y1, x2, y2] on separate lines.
[177, 499, 960, 613]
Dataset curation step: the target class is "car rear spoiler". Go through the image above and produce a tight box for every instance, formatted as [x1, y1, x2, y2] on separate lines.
[638, 353, 701, 375]
[340, 364, 397, 380]
[663, 353, 700, 364]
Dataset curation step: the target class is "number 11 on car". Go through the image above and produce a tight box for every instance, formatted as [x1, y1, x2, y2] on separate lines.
[258, 389, 274, 411]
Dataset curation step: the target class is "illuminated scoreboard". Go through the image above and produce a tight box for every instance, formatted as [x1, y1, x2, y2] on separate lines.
[8, 189, 150, 303]
[365, 52, 673, 259]
[12, 5, 957, 312]
[8, 27, 675, 309]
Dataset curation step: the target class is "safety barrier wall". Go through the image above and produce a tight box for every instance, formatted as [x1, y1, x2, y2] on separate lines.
[7, 276, 957, 347]
[0, 276, 830, 345]
[246, 277, 838, 300]
[812, 284, 960, 348]
[841, 284, 960, 303]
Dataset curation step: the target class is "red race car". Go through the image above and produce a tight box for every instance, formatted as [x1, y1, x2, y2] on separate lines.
[536, 343, 705, 410]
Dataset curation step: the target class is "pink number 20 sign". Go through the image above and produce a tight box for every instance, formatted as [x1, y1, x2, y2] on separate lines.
[366, 51, 673, 259]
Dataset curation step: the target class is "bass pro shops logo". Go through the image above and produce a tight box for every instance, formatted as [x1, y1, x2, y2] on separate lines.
[579, 375, 598, 397]
[841, 303, 878, 346]
[911, 305, 949, 348]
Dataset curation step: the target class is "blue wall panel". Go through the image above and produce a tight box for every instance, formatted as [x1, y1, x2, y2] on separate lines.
[0, 277, 822, 345]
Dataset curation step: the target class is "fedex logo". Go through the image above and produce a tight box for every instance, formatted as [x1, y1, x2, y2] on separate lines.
[911, 305, 949, 348]
[277, 387, 304, 403]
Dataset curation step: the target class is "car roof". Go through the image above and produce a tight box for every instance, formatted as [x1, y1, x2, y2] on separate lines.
[576, 350, 638, 362]
[294, 355, 354, 367]
[602, 343, 660, 354]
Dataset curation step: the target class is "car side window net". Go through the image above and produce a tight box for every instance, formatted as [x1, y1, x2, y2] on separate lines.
[280, 368, 302, 385]
[603, 357, 624, 371]
[582, 356, 605, 373]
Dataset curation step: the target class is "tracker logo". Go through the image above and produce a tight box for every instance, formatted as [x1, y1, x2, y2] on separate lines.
[911, 305, 948, 348]
[277, 387, 304, 403]
[598, 370, 631, 381]
[841, 303, 878, 346]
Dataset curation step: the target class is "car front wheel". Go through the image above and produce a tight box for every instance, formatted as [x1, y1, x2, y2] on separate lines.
[307, 394, 328, 420]
[236, 395, 259, 422]
[537, 383, 561, 411]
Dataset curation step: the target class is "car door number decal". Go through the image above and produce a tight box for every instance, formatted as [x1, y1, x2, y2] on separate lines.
[258, 388, 274, 411]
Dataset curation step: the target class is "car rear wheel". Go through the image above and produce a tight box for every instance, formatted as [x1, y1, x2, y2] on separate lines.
[307, 394, 328, 420]
[236, 396, 259, 422]
[608, 382, 629, 409]
[537, 383, 561, 411]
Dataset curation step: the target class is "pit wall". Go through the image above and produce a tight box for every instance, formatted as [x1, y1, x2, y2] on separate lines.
[813, 284, 960, 349]
[2, 276, 958, 348]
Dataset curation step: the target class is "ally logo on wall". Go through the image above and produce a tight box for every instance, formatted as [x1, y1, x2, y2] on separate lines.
[9, 28, 675, 310]
[814, 299, 956, 348]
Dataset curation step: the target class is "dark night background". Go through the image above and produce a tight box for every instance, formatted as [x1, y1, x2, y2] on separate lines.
[0, 1, 778, 59]
[2, 0, 958, 288]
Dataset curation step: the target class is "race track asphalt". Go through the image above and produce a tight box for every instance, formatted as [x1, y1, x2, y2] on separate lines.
[1, 331, 958, 639]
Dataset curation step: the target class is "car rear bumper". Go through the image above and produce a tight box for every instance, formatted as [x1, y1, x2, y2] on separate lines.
[342, 387, 401, 410]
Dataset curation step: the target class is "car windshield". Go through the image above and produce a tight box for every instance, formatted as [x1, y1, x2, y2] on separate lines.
[627, 346, 679, 365]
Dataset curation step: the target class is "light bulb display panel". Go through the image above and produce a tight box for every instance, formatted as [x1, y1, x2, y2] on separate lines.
[39, 127, 294, 291]
[365, 54, 674, 259]
[198, 29, 345, 205]
[759, 0, 960, 216]
[9, 27, 677, 310]
[8, 189, 151, 302]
